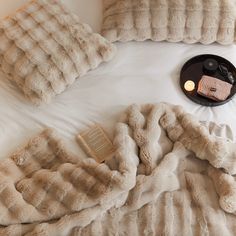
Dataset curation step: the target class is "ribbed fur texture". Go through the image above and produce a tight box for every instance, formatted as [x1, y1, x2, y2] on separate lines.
[0, 0, 116, 104]
[1, 103, 236, 235]
[102, 0, 236, 44]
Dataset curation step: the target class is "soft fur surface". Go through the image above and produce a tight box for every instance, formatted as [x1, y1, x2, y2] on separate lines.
[1, 103, 236, 235]
[102, 0, 236, 44]
[0, 0, 116, 104]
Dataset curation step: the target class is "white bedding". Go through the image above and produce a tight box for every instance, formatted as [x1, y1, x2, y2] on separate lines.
[0, 0, 236, 160]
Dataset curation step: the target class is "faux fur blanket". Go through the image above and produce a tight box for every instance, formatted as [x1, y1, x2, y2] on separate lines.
[1, 103, 236, 236]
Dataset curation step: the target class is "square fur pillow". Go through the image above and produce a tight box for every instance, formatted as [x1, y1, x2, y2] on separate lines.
[0, 0, 116, 104]
[102, 0, 236, 44]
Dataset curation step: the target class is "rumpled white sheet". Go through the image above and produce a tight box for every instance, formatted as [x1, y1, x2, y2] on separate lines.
[0, 0, 236, 160]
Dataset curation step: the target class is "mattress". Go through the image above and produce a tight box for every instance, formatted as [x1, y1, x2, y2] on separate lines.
[0, 0, 236, 160]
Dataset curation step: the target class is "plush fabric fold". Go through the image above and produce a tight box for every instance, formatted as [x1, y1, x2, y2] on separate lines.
[1, 103, 236, 236]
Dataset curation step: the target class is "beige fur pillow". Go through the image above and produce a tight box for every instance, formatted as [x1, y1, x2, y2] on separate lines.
[0, 0, 116, 104]
[102, 0, 236, 45]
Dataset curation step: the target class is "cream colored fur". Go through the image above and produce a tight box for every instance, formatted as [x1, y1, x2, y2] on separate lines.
[0, 0, 116, 104]
[102, 0, 236, 44]
[1, 103, 236, 235]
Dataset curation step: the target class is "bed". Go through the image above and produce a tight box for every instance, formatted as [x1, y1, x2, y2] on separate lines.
[1, 1, 236, 235]
[0, 0, 236, 159]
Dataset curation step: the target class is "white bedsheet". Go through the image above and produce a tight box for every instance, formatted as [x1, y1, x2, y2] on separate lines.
[0, 0, 236, 159]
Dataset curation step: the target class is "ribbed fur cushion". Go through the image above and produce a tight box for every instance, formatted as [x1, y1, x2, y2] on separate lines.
[0, 0, 116, 104]
[102, 0, 236, 44]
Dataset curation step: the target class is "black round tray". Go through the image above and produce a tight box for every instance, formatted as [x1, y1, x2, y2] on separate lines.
[180, 54, 236, 106]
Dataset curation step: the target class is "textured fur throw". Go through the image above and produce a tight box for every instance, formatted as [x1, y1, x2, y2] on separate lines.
[0, 0, 116, 104]
[102, 0, 236, 44]
[1, 103, 236, 235]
